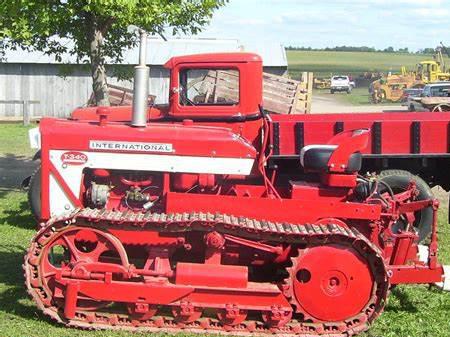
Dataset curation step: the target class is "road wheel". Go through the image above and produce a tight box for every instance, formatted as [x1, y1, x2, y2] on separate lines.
[28, 166, 41, 220]
[379, 169, 433, 241]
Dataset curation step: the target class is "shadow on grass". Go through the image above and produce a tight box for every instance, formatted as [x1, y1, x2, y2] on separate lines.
[0, 152, 37, 229]
[0, 245, 38, 320]
[0, 285, 40, 321]
[0, 284, 57, 327]
[385, 286, 419, 313]
[0, 198, 35, 229]
[0, 153, 37, 199]
[0, 245, 58, 327]
[0, 245, 28, 286]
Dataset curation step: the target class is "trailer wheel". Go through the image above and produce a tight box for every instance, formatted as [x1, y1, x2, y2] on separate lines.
[379, 169, 433, 241]
[28, 166, 41, 220]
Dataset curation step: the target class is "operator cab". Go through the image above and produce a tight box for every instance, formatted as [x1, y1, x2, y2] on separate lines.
[164, 53, 263, 119]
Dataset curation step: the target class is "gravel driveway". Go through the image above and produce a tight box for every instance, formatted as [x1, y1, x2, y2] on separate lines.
[311, 93, 406, 113]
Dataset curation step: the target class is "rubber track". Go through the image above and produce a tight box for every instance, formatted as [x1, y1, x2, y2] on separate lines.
[24, 208, 390, 337]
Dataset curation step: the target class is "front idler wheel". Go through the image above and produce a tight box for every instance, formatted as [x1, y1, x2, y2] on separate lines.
[28, 225, 129, 315]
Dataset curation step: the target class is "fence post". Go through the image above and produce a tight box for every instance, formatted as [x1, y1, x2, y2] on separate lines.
[23, 100, 30, 126]
[306, 72, 313, 114]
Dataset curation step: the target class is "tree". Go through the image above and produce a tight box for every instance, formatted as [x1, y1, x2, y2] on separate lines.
[0, 0, 227, 106]
[420, 48, 436, 55]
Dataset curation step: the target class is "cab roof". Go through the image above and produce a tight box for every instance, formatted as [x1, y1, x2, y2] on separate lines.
[424, 82, 450, 87]
[419, 60, 438, 65]
[164, 52, 262, 69]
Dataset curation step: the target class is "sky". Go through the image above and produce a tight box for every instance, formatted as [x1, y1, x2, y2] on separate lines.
[189, 0, 450, 51]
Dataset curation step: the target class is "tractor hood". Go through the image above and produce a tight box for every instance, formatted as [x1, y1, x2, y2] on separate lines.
[39, 118, 257, 161]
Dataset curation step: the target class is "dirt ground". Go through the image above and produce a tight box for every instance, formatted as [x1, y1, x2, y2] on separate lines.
[311, 92, 407, 113]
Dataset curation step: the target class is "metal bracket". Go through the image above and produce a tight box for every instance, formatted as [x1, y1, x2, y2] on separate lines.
[417, 244, 429, 264]
[435, 265, 450, 291]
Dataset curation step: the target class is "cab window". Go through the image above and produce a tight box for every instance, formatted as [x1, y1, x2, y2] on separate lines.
[430, 85, 450, 97]
[179, 69, 239, 106]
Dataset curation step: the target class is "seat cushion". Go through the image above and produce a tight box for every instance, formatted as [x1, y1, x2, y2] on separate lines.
[300, 145, 362, 172]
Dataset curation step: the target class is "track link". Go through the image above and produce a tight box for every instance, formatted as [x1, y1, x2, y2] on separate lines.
[24, 208, 389, 336]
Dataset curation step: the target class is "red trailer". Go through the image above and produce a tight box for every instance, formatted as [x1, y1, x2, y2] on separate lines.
[269, 112, 450, 188]
[24, 37, 450, 337]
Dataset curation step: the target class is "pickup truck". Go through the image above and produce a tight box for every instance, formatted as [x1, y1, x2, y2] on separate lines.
[408, 82, 450, 112]
[330, 75, 353, 94]
[401, 88, 424, 111]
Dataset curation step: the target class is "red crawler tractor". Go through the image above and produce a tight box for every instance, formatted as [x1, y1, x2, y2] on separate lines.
[24, 32, 450, 336]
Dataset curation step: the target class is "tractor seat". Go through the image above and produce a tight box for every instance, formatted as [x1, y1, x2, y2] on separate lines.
[300, 145, 362, 172]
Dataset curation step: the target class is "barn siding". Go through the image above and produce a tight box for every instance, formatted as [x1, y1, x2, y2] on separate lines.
[0, 64, 284, 118]
[0, 64, 93, 118]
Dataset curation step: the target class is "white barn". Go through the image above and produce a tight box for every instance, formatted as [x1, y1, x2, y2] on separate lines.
[0, 38, 287, 118]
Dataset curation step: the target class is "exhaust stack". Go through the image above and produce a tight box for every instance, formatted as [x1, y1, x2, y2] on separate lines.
[131, 29, 150, 127]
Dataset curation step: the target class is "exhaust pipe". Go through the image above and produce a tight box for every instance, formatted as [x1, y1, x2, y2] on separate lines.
[131, 29, 150, 127]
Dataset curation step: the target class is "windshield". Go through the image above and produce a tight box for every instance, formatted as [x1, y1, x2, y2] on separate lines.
[429, 85, 450, 97]
[404, 89, 422, 96]
[332, 76, 347, 80]
[179, 68, 239, 106]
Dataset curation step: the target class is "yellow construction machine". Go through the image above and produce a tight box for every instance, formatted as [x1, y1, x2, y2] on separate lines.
[313, 77, 331, 89]
[371, 45, 450, 103]
[416, 45, 450, 83]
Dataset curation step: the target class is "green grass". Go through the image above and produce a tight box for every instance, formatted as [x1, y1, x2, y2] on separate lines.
[337, 87, 373, 106]
[0, 124, 450, 336]
[0, 123, 36, 158]
[315, 87, 373, 106]
[287, 50, 433, 78]
[314, 87, 399, 106]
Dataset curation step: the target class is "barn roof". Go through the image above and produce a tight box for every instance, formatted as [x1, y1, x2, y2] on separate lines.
[1, 37, 287, 68]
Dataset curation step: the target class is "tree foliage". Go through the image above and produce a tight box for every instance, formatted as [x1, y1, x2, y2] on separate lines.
[1, 0, 227, 62]
[0, 0, 227, 105]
